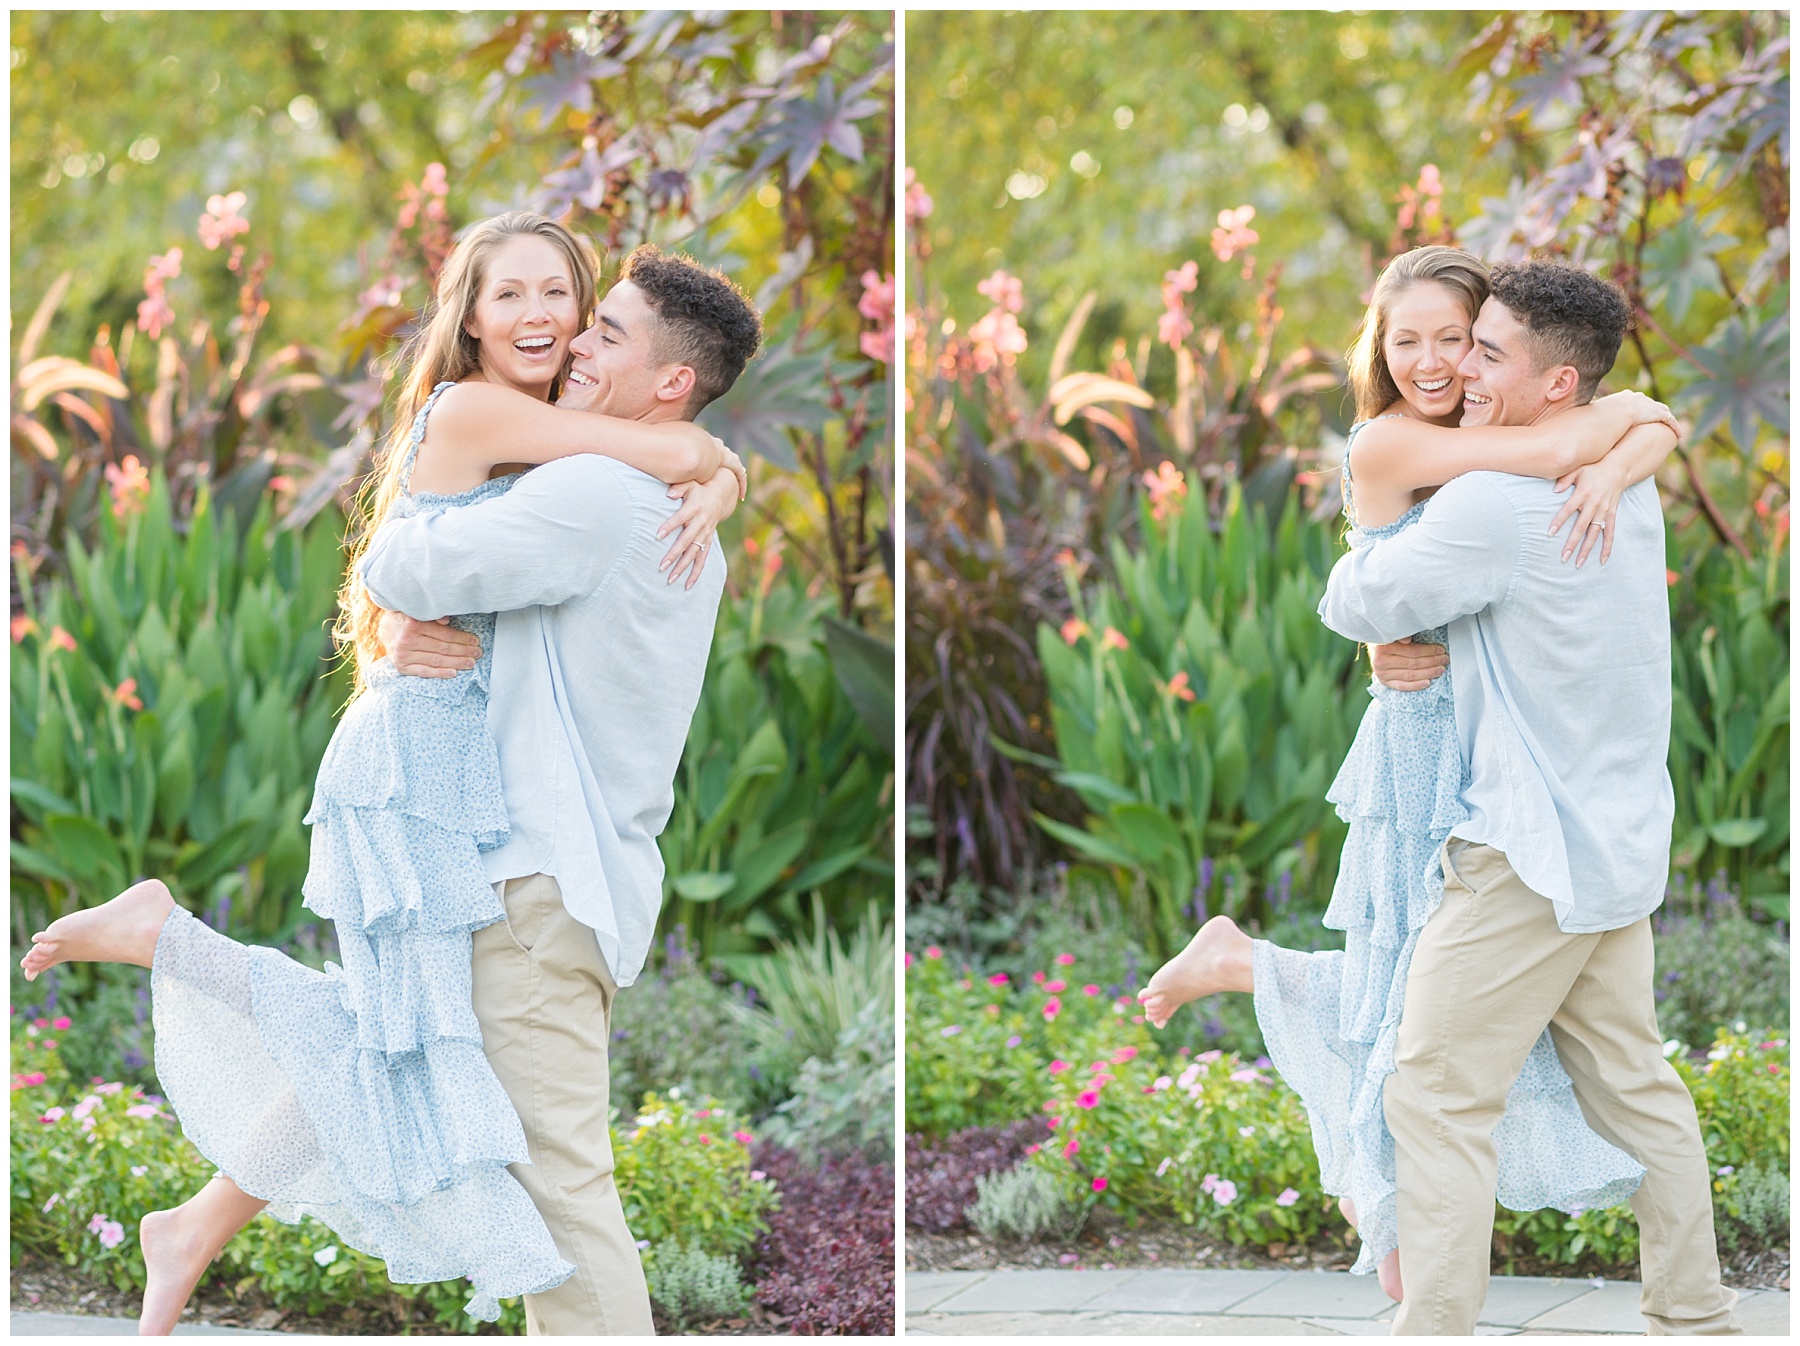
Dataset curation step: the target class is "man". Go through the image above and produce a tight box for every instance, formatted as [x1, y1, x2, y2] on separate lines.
[360, 244, 762, 1335]
[1319, 261, 1739, 1336]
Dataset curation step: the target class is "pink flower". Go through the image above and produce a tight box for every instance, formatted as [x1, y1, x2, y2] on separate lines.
[1143, 460, 1188, 521]
[1092, 1176, 1108, 1193]
[97, 1219, 125, 1249]
[1164, 260, 1199, 295]
[130, 1165, 149, 1178]
[697, 1134, 711, 1145]
[750, 1169, 766, 1181]
[988, 973, 1010, 986]
[1063, 1138, 1080, 1159]
[1201, 1173, 1218, 1193]
[72, 1096, 100, 1120]
[147, 248, 183, 284]
[976, 270, 1025, 314]
[41, 1193, 61, 1212]
[39, 1107, 65, 1124]
[1042, 997, 1062, 1022]
[11, 614, 38, 643]
[924, 946, 943, 960]
[1276, 1188, 1300, 1207]
[1045, 980, 1067, 994]
[967, 307, 1028, 372]
[904, 167, 934, 225]
[1153, 1075, 1173, 1091]
[1157, 307, 1194, 349]
[1076, 1090, 1101, 1110]
[904, 952, 914, 968]
[1083, 984, 1102, 997]
[1196, 1049, 1223, 1064]
[1155, 1157, 1173, 1178]
[1032, 971, 1047, 984]
[1229, 1068, 1267, 1084]
[1168, 671, 1196, 702]
[939, 1024, 962, 1037]
[110, 678, 144, 711]
[733, 1130, 753, 1145]
[1210, 205, 1259, 265]
[52, 1017, 71, 1031]
[1048, 1059, 1069, 1074]
[1212, 1179, 1238, 1206]
[1099, 627, 1129, 652]
[858, 271, 895, 365]
[695, 1109, 711, 1118]
[1055, 953, 1076, 966]
[1005, 1035, 1023, 1048]
[421, 161, 448, 197]
[124, 1104, 160, 1119]
[1025, 1143, 1040, 1155]
[1061, 618, 1091, 646]
[48, 626, 77, 653]
[1112, 1046, 1139, 1064]
[198, 191, 249, 250]
[95, 1081, 122, 1095]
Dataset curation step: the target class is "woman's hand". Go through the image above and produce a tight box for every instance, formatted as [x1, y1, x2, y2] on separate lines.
[379, 611, 481, 678]
[1549, 452, 1633, 566]
[722, 445, 748, 500]
[658, 468, 739, 588]
[1368, 637, 1447, 691]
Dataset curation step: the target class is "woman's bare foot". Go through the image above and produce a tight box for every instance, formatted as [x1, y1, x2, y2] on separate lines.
[1136, 915, 1254, 1029]
[138, 1177, 269, 1335]
[138, 1207, 211, 1335]
[1378, 1248, 1404, 1303]
[21, 879, 174, 982]
[1338, 1197, 1403, 1302]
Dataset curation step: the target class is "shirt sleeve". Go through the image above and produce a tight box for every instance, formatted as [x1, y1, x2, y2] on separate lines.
[360, 456, 636, 618]
[1318, 472, 1522, 643]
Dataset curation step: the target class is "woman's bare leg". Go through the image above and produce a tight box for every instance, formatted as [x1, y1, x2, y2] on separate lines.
[20, 879, 174, 981]
[1136, 915, 1255, 1029]
[139, 1176, 268, 1335]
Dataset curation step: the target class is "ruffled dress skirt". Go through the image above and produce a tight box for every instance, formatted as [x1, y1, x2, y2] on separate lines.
[1251, 620, 1645, 1276]
[150, 615, 573, 1320]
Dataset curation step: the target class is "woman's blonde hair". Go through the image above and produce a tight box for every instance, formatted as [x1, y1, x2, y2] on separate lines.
[334, 210, 600, 695]
[1345, 245, 1489, 421]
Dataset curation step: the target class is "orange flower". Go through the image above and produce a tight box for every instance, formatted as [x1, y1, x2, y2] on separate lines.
[1100, 627, 1129, 652]
[111, 678, 144, 711]
[11, 614, 38, 644]
[48, 626, 77, 653]
[1665, 569, 1679, 588]
[1061, 618, 1091, 646]
[1168, 671, 1196, 702]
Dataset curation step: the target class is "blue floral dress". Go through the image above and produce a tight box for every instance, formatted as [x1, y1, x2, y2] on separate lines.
[150, 382, 572, 1320]
[1250, 415, 1645, 1276]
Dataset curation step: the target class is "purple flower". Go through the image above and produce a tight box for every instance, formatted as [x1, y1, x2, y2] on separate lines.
[1005, 1035, 1023, 1048]
[939, 1024, 963, 1038]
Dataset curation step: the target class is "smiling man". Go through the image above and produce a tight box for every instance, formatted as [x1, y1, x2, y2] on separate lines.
[359, 243, 762, 1335]
[1318, 261, 1738, 1336]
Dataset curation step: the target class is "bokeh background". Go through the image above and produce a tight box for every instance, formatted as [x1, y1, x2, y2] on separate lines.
[904, 10, 1789, 1285]
[12, 11, 893, 1333]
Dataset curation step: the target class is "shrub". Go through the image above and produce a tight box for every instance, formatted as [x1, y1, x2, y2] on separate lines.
[905, 1120, 1052, 1233]
[645, 1241, 753, 1329]
[607, 932, 766, 1125]
[748, 1143, 893, 1335]
[969, 1162, 1084, 1242]
[1653, 873, 1789, 1050]
[10, 473, 350, 946]
[736, 901, 894, 1065]
[613, 1092, 776, 1260]
[1719, 1161, 1789, 1252]
[761, 998, 895, 1161]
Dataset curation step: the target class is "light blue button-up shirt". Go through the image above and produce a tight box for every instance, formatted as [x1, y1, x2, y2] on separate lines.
[1319, 470, 1674, 933]
[360, 454, 725, 987]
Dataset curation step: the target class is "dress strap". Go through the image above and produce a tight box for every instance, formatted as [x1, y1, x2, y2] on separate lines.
[1340, 413, 1410, 530]
[398, 381, 461, 495]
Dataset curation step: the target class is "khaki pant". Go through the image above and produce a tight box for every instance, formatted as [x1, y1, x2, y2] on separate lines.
[1386, 841, 1739, 1336]
[470, 873, 655, 1336]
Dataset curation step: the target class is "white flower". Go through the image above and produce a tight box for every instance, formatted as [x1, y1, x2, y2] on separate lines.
[313, 1245, 339, 1267]
[1238, 1125, 1255, 1137]
[667, 1086, 683, 1099]
[130, 1166, 148, 1178]
[1662, 1039, 1683, 1058]
[1707, 1045, 1730, 1062]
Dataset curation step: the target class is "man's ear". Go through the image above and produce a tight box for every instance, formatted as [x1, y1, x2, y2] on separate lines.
[654, 364, 698, 406]
[1541, 362, 1582, 407]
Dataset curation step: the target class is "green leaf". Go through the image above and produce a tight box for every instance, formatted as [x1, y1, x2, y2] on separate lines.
[1052, 770, 1138, 807]
[1677, 311, 1789, 453]
[10, 779, 78, 821]
[821, 616, 893, 749]
[1033, 812, 1141, 869]
[1106, 801, 1186, 863]
[1707, 818, 1767, 848]
[1641, 212, 1735, 323]
[671, 872, 737, 902]
[43, 814, 126, 884]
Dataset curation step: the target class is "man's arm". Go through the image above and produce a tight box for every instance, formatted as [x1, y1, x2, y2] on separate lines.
[1319, 473, 1522, 644]
[361, 455, 634, 619]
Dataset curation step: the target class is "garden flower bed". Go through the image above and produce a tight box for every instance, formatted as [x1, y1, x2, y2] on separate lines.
[906, 943, 1791, 1282]
[10, 1000, 893, 1335]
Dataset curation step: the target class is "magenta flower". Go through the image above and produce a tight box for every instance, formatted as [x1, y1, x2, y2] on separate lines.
[733, 1130, 753, 1145]
[697, 1134, 711, 1145]
[1005, 1035, 1023, 1048]
[1032, 970, 1047, 984]
[1276, 1188, 1299, 1207]
[1083, 984, 1102, 997]
[1062, 1138, 1080, 1159]
[1042, 997, 1062, 1022]
[1044, 978, 1066, 994]
[1048, 1059, 1069, 1074]
[924, 946, 943, 960]
[1112, 1046, 1139, 1064]
[39, 1107, 65, 1124]
[1076, 1090, 1101, 1110]
[1092, 1177, 1108, 1193]
[988, 973, 1010, 986]
[904, 952, 914, 968]
[51, 1016, 71, 1031]
[1055, 953, 1076, 966]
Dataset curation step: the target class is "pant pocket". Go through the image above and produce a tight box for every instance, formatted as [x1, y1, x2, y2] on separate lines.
[500, 876, 548, 954]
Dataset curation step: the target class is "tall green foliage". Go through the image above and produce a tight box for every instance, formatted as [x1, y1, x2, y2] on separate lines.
[1028, 480, 1360, 951]
[10, 475, 349, 945]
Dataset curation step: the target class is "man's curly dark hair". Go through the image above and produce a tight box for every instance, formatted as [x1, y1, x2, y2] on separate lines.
[617, 244, 762, 415]
[1486, 260, 1633, 404]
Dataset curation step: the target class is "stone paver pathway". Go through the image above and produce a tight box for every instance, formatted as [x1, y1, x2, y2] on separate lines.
[10, 1313, 279, 1336]
[906, 1269, 1791, 1336]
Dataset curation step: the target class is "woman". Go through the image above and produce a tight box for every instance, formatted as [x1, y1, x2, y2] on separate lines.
[19, 211, 745, 1332]
[1137, 246, 1679, 1300]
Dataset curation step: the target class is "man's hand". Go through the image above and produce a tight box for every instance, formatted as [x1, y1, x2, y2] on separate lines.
[658, 469, 739, 588]
[379, 610, 481, 678]
[1368, 636, 1447, 691]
